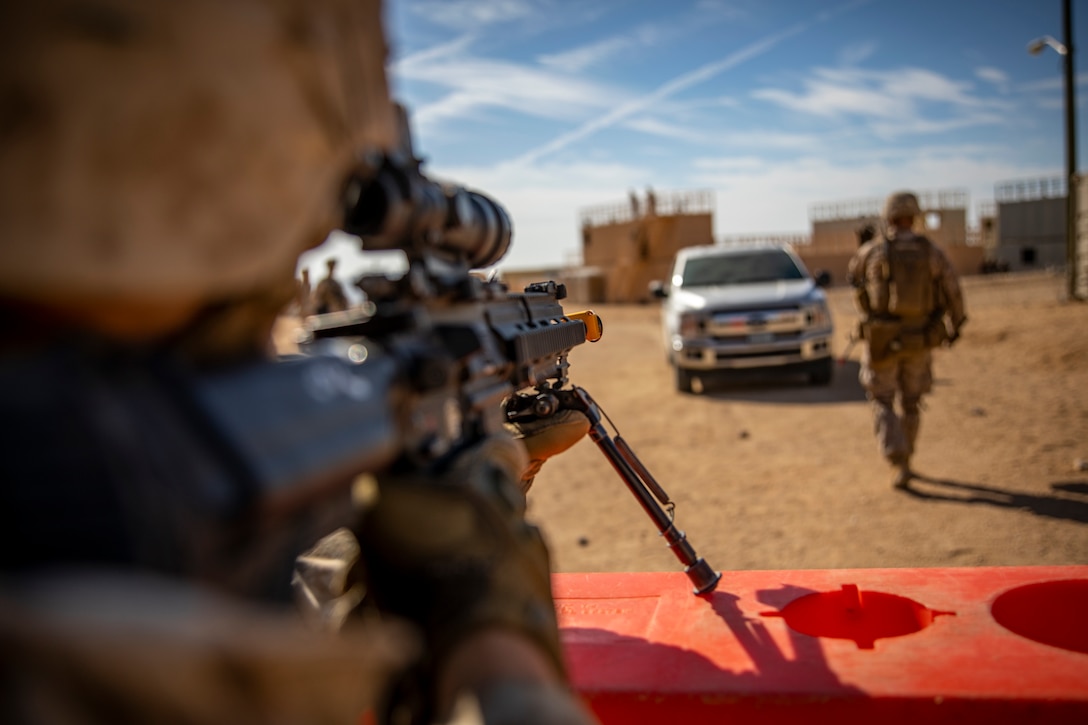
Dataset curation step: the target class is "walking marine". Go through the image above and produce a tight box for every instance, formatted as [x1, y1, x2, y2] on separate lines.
[848, 191, 967, 489]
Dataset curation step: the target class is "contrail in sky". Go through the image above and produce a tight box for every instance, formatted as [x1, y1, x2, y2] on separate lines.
[510, 0, 873, 166]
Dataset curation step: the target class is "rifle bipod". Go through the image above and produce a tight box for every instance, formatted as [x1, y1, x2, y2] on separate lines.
[512, 386, 721, 595]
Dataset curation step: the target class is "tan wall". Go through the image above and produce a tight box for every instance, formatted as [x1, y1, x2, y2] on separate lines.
[563, 271, 607, 305]
[796, 243, 985, 288]
[927, 208, 968, 247]
[500, 268, 566, 294]
[811, 217, 880, 254]
[794, 250, 853, 287]
[582, 220, 638, 268]
[812, 208, 968, 255]
[582, 212, 712, 302]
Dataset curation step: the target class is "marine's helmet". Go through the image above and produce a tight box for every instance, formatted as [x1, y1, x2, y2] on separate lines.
[883, 191, 923, 222]
[0, 0, 398, 340]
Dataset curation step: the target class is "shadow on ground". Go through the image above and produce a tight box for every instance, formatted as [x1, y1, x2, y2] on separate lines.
[693, 361, 867, 404]
[903, 474, 1088, 525]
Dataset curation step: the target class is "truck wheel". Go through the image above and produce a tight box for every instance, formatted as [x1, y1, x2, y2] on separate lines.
[809, 358, 833, 386]
[675, 366, 694, 393]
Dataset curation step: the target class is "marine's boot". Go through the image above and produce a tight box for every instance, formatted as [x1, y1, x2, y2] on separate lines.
[889, 451, 912, 490]
[892, 461, 912, 490]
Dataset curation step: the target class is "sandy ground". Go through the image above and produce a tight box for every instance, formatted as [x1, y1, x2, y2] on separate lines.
[276, 270, 1088, 576]
[525, 270, 1088, 576]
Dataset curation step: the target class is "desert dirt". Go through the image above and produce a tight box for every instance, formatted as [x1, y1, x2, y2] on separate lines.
[275, 270, 1088, 577]
[524, 270, 1088, 576]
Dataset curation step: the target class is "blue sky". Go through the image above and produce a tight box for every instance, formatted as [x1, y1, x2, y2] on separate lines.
[305, 0, 1088, 277]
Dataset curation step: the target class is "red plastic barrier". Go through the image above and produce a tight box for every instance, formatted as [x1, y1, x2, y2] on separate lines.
[554, 567, 1088, 724]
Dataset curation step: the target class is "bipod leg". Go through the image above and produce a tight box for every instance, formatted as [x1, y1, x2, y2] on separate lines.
[565, 387, 720, 595]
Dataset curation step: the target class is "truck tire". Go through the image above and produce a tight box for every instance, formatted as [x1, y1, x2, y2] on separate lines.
[809, 358, 833, 386]
[675, 366, 694, 393]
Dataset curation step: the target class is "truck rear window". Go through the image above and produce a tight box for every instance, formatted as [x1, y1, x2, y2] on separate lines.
[680, 250, 805, 287]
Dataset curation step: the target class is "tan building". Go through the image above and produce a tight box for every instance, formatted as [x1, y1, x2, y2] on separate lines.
[509, 186, 1004, 304]
[577, 189, 715, 303]
[992, 177, 1069, 271]
[803, 189, 984, 284]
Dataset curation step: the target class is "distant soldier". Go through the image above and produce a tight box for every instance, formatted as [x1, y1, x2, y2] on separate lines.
[856, 223, 875, 248]
[295, 268, 312, 316]
[848, 192, 967, 489]
[311, 257, 350, 314]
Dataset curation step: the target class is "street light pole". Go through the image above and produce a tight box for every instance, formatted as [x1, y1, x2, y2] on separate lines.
[1029, 0, 1079, 300]
[1061, 0, 1079, 300]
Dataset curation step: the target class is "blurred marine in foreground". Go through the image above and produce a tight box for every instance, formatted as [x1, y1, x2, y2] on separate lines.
[848, 191, 967, 490]
[0, 1, 595, 723]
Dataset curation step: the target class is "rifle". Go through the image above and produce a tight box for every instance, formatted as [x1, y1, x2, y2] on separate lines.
[191, 111, 719, 595]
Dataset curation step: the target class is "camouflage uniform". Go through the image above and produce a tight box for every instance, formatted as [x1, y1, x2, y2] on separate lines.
[848, 192, 967, 488]
[0, 2, 592, 723]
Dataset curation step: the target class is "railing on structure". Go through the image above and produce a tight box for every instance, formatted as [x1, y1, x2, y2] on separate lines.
[579, 189, 715, 229]
[809, 188, 968, 222]
[718, 233, 812, 247]
[995, 176, 1067, 203]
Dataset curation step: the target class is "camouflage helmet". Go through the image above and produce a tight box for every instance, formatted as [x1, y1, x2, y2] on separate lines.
[883, 191, 922, 222]
[0, 0, 397, 339]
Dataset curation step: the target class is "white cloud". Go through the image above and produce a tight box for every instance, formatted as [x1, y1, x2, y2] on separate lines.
[976, 66, 1010, 88]
[838, 39, 878, 66]
[512, 22, 809, 165]
[755, 81, 898, 119]
[535, 1, 741, 74]
[538, 36, 636, 73]
[621, 117, 712, 143]
[755, 67, 981, 115]
[868, 112, 1006, 138]
[751, 66, 1014, 139]
[393, 33, 476, 68]
[397, 54, 627, 131]
[406, 0, 537, 30]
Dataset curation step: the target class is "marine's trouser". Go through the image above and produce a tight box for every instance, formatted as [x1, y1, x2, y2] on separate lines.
[859, 347, 933, 465]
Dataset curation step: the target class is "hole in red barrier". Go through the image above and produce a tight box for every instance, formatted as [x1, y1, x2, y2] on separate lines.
[761, 584, 954, 649]
[991, 579, 1088, 655]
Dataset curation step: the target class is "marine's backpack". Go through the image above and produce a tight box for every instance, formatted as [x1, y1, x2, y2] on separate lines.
[881, 235, 934, 318]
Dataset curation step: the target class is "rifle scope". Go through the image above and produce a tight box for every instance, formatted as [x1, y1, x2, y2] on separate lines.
[341, 160, 512, 270]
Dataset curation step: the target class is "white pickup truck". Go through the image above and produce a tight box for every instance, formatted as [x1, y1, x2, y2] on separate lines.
[652, 242, 834, 393]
